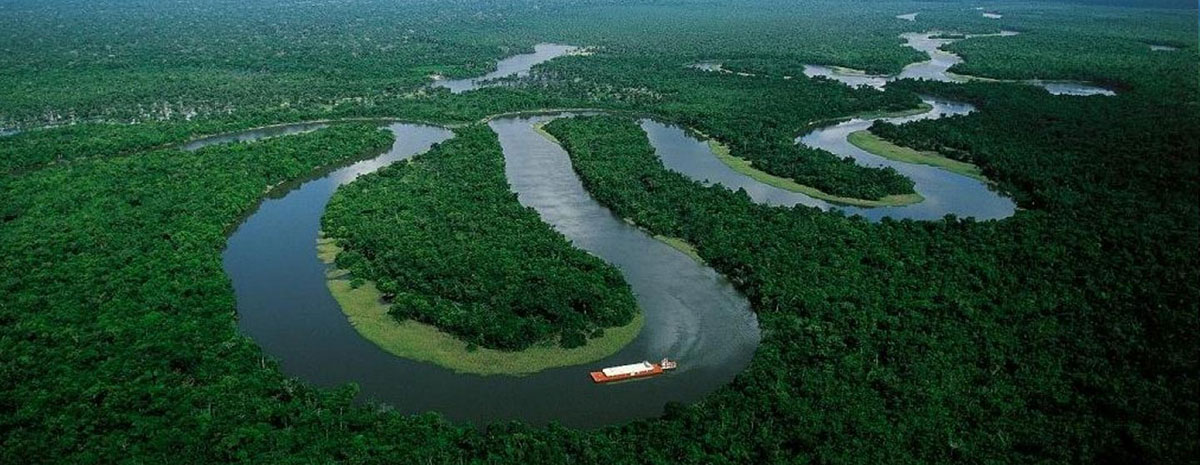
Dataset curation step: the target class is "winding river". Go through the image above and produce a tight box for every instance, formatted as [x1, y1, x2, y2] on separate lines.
[216, 46, 760, 427]
[219, 114, 759, 428]
[647, 96, 1015, 221]
[215, 31, 1112, 426]
[691, 29, 1115, 220]
[802, 31, 1115, 96]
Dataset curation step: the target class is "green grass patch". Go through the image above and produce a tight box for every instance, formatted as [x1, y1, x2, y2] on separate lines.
[706, 139, 923, 207]
[318, 237, 644, 376]
[653, 235, 704, 263]
[847, 130, 987, 182]
[532, 121, 560, 143]
[850, 102, 934, 121]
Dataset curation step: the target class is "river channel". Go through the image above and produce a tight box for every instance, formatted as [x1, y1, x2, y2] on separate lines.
[218, 112, 760, 427]
[217, 32, 1092, 426]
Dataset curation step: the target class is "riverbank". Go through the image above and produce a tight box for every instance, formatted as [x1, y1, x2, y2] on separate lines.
[692, 102, 939, 208]
[653, 235, 704, 263]
[317, 237, 645, 376]
[847, 130, 986, 181]
[705, 139, 923, 208]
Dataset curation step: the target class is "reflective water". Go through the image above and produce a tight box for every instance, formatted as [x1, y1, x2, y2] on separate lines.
[217, 26, 1116, 429]
[803, 31, 1115, 96]
[433, 43, 578, 93]
[1150, 45, 1178, 51]
[802, 65, 888, 89]
[646, 98, 1016, 221]
[898, 32, 1115, 95]
[671, 32, 1023, 220]
[740, 29, 1116, 218]
[222, 115, 760, 427]
[795, 98, 1016, 221]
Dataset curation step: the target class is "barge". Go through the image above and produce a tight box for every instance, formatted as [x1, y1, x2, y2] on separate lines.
[590, 358, 677, 383]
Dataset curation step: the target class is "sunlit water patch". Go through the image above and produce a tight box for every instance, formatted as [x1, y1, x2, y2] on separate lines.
[802, 65, 888, 89]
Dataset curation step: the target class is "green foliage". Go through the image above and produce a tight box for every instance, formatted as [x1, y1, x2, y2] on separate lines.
[0, 125, 455, 463]
[875, 78, 1199, 210]
[544, 113, 1198, 464]
[322, 125, 637, 350]
[534, 54, 924, 199]
[1, 1, 1197, 463]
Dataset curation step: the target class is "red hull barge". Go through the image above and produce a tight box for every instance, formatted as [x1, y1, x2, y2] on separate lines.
[590, 359, 677, 384]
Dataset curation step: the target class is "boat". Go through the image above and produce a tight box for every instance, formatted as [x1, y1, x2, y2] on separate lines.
[590, 358, 678, 383]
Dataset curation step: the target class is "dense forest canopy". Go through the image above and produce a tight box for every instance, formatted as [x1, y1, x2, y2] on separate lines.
[322, 125, 638, 350]
[1, 0, 1196, 463]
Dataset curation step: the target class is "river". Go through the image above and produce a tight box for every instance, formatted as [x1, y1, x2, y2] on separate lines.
[218, 114, 760, 428]
[215, 30, 1088, 427]
[803, 31, 1115, 96]
[210, 47, 760, 427]
[433, 43, 578, 94]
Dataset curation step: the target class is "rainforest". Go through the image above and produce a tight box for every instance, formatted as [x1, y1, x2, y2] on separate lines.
[1, 0, 1197, 463]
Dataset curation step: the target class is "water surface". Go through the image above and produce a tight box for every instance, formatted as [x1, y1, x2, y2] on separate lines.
[222, 116, 760, 427]
[683, 31, 1025, 220]
[220, 26, 1110, 430]
[795, 98, 1015, 221]
[433, 43, 578, 93]
[897, 31, 1017, 82]
[646, 98, 1015, 221]
[802, 32, 1114, 97]
[802, 65, 888, 89]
